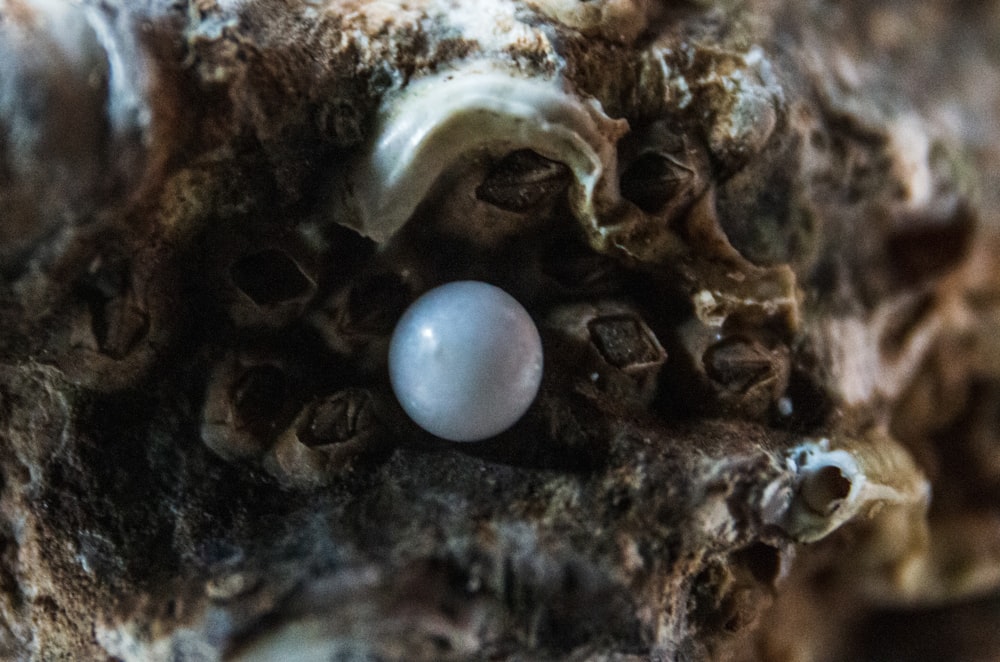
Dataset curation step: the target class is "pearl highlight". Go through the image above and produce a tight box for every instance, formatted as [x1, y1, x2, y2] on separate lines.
[388, 281, 543, 441]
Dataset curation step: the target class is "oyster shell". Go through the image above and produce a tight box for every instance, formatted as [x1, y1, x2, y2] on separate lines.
[0, 0, 997, 660]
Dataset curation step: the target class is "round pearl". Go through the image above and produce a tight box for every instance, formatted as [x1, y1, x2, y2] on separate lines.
[388, 281, 543, 442]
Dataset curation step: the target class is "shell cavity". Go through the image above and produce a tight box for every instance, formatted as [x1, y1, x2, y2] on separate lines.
[766, 435, 930, 544]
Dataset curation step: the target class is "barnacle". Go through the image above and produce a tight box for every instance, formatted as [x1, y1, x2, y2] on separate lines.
[545, 301, 667, 407]
[0, 0, 998, 660]
[338, 64, 628, 246]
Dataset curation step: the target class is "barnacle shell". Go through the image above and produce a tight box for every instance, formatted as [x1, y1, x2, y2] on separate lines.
[767, 435, 929, 544]
[340, 64, 628, 244]
[265, 388, 390, 488]
[1, 0, 998, 660]
[545, 301, 667, 407]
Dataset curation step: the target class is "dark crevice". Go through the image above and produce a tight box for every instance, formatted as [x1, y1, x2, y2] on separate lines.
[230, 249, 313, 306]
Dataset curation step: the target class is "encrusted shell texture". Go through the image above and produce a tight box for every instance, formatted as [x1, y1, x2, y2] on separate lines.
[0, 0, 996, 660]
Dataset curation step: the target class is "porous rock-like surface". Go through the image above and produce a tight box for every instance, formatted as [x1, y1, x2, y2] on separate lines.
[0, 0, 999, 660]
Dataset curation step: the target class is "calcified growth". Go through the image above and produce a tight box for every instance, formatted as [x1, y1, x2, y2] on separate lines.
[1, 0, 999, 660]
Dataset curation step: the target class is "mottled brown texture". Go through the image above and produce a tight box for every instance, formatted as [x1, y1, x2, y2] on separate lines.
[0, 0, 998, 660]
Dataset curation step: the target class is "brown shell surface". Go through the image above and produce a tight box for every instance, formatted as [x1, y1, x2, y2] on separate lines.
[0, 0, 998, 660]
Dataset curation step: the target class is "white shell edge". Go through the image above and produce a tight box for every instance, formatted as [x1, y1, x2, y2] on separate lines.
[343, 63, 629, 243]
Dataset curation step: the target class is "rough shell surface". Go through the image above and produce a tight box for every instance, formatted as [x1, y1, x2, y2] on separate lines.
[0, 0, 998, 660]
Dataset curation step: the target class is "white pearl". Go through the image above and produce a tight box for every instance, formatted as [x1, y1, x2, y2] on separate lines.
[388, 281, 543, 442]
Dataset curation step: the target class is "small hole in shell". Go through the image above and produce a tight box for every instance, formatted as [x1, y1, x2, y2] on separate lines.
[475, 149, 571, 212]
[231, 365, 289, 432]
[299, 390, 375, 448]
[801, 464, 853, 515]
[620, 152, 689, 213]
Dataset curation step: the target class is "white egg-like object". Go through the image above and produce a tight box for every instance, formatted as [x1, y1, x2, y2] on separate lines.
[388, 281, 543, 442]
